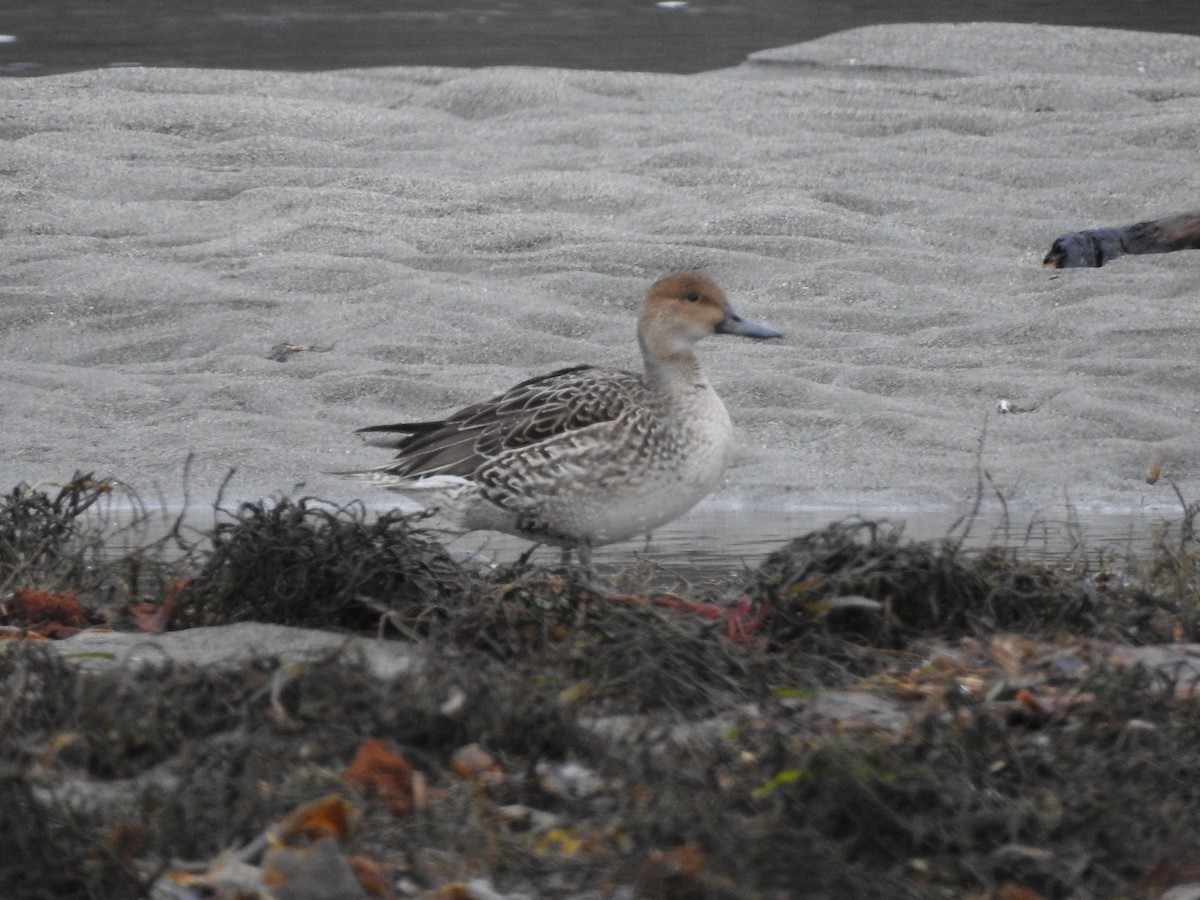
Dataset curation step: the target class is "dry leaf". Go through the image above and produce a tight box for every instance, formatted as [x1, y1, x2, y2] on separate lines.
[277, 794, 362, 845]
[344, 738, 420, 816]
[6, 587, 87, 629]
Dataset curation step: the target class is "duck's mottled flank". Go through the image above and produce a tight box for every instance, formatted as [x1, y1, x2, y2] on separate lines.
[346, 273, 781, 563]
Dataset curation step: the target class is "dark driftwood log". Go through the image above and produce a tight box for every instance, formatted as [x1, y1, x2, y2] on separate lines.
[1043, 210, 1200, 268]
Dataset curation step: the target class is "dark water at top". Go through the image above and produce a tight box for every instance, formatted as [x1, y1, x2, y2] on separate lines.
[4, 0, 1198, 77]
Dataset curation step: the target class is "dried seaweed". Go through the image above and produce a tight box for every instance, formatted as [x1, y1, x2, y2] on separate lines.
[4, 481, 1200, 898]
[0, 475, 120, 594]
[176, 497, 473, 630]
[752, 517, 1177, 651]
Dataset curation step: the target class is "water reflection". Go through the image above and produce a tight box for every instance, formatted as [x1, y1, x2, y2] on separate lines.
[436, 504, 1177, 579]
[5, 0, 1200, 77]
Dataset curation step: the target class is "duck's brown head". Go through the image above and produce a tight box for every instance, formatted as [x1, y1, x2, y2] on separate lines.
[638, 272, 781, 359]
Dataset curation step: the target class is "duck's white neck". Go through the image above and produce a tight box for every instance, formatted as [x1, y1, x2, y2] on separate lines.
[641, 346, 708, 397]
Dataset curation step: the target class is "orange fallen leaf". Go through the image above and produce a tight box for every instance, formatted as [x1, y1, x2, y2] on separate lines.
[276, 794, 362, 845]
[1015, 689, 1052, 715]
[6, 587, 88, 629]
[344, 738, 420, 817]
[127, 598, 176, 634]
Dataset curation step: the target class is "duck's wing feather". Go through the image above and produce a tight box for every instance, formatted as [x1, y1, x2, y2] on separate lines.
[358, 365, 645, 479]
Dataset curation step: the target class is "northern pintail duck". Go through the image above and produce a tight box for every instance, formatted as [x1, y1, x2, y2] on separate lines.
[348, 273, 781, 564]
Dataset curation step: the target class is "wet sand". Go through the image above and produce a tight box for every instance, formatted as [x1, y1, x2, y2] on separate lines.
[2, 22, 1199, 559]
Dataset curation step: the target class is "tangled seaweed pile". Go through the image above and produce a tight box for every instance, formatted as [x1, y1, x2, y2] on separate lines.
[3, 476, 1200, 899]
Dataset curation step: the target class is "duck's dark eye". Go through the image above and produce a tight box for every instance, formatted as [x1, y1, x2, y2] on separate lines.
[685, 292, 701, 302]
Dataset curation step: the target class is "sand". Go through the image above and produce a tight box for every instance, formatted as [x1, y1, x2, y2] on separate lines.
[2, 22, 1198, 554]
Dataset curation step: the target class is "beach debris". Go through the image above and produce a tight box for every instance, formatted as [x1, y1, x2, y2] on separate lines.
[261, 836, 374, 899]
[1043, 209, 1200, 268]
[3, 587, 88, 636]
[431, 879, 533, 899]
[150, 795, 383, 899]
[344, 737, 427, 817]
[752, 519, 1106, 642]
[19, 476, 113, 499]
[1147, 450, 1166, 485]
[536, 759, 605, 800]
[276, 794, 363, 844]
[450, 743, 503, 782]
[996, 399, 1039, 414]
[1136, 843, 1200, 898]
[174, 497, 470, 630]
[267, 341, 334, 362]
[605, 589, 772, 644]
[7, 476, 1200, 898]
[0, 475, 191, 641]
[118, 573, 194, 634]
[636, 843, 740, 898]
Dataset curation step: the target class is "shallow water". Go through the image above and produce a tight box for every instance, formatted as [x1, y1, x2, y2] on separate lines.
[359, 502, 1181, 577]
[573, 506, 1173, 574]
[74, 489, 1187, 584]
[5, 0, 1200, 77]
